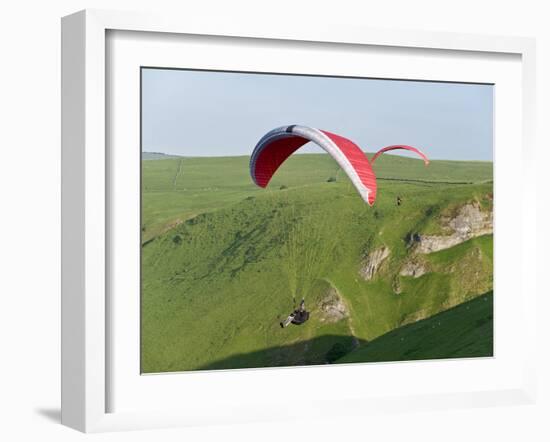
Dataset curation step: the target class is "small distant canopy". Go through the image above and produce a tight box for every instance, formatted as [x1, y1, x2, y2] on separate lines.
[250, 125, 377, 205]
[370, 145, 430, 166]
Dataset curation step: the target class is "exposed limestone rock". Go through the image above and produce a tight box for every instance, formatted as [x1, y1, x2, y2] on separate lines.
[359, 246, 390, 280]
[318, 287, 349, 323]
[451, 204, 491, 232]
[413, 203, 492, 254]
[392, 276, 402, 294]
[399, 260, 428, 278]
[414, 235, 463, 253]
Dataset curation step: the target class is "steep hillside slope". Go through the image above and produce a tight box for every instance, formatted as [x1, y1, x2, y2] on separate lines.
[141, 153, 493, 372]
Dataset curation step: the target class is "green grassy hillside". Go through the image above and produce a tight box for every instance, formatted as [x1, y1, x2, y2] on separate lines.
[141, 153, 493, 373]
[337, 292, 493, 363]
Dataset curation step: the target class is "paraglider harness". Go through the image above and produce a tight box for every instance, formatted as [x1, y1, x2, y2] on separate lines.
[280, 299, 310, 328]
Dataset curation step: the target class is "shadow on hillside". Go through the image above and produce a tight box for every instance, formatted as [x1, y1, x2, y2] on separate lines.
[197, 334, 368, 371]
[337, 292, 494, 364]
[196, 293, 494, 372]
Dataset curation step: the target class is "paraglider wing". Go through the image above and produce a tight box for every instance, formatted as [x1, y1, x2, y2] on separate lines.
[250, 125, 377, 205]
[371, 145, 430, 166]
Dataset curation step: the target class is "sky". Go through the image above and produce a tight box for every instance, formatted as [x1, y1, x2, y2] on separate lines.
[141, 68, 493, 161]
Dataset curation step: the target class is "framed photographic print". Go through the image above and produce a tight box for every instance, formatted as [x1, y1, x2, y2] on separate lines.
[61, 9, 537, 432]
[139, 69, 494, 373]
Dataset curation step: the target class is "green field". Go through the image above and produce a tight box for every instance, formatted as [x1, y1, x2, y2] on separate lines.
[141, 152, 493, 373]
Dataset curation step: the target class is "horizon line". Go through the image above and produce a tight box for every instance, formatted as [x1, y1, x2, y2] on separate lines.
[142, 150, 494, 163]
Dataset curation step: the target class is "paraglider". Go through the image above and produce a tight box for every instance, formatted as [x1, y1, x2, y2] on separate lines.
[371, 144, 430, 166]
[250, 125, 378, 206]
[249, 125, 429, 328]
[250, 125, 430, 207]
[280, 299, 310, 328]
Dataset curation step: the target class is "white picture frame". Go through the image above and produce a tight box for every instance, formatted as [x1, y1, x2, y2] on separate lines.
[61, 9, 537, 433]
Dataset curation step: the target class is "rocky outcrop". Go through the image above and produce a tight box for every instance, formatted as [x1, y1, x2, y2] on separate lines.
[359, 246, 390, 280]
[392, 276, 402, 294]
[399, 260, 428, 278]
[318, 287, 349, 323]
[413, 203, 492, 254]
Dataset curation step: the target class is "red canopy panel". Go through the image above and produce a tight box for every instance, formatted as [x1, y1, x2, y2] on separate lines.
[252, 136, 309, 188]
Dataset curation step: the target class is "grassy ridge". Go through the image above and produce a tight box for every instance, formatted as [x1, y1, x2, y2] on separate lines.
[141, 154, 492, 241]
[141, 153, 493, 372]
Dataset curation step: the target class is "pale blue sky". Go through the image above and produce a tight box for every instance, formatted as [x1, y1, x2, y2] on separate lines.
[142, 68, 493, 161]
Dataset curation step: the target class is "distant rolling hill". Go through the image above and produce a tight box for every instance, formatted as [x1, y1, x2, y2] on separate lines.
[142, 151, 181, 160]
[141, 153, 493, 373]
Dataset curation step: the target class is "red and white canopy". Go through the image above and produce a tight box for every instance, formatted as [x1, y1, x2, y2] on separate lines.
[371, 144, 430, 166]
[250, 125, 377, 205]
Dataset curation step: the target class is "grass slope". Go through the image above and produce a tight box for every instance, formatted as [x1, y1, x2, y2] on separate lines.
[141, 153, 493, 372]
[337, 292, 493, 363]
[141, 154, 492, 241]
